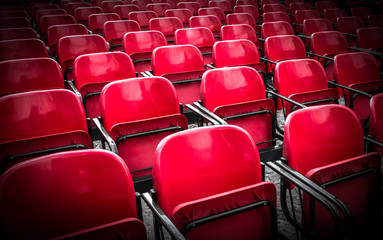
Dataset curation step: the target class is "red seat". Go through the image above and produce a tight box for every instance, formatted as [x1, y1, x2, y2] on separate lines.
[96, 77, 188, 184]
[315, 0, 336, 14]
[260, 0, 280, 7]
[147, 3, 172, 17]
[0, 5, 25, 11]
[294, 9, 320, 33]
[208, 0, 233, 14]
[177, 2, 200, 15]
[113, 4, 140, 20]
[39, 14, 76, 42]
[0, 89, 92, 171]
[356, 27, 383, 54]
[149, 17, 183, 43]
[104, 20, 141, 51]
[189, 15, 222, 38]
[35, 8, 67, 29]
[152, 44, 206, 106]
[147, 125, 277, 240]
[61, 0, 83, 10]
[0, 149, 147, 239]
[200, 67, 277, 150]
[65, 2, 92, 15]
[88, 12, 120, 35]
[261, 21, 294, 39]
[274, 58, 338, 115]
[160, 0, 179, 8]
[220, 24, 258, 44]
[235, 0, 258, 6]
[73, 52, 136, 120]
[369, 93, 383, 156]
[285, 0, 304, 7]
[351, 6, 373, 22]
[0, 10, 30, 19]
[165, 8, 193, 28]
[262, 3, 287, 13]
[0, 17, 31, 29]
[324, 8, 348, 24]
[128, 11, 158, 31]
[175, 27, 215, 65]
[198, 7, 225, 24]
[31, 3, 60, 20]
[337, 16, 364, 46]
[0, 39, 49, 62]
[57, 34, 109, 80]
[0, 27, 37, 41]
[303, 18, 332, 36]
[101, 0, 125, 13]
[0, 58, 64, 97]
[262, 11, 290, 23]
[74, 6, 104, 26]
[123, 30, 167, 74]
[270, 104, 381, 239]
[90, 0, 104, 7]
[368, 14, 383, 28]
[47, 23, 89, 57]
[333, 52, 383, 122]
[234, 4, 260, 21]
[226, 13, 257, 29]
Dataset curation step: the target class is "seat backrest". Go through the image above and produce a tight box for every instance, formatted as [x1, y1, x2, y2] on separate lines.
[351, 6, 373, 21]
[201, 66, 265, 111]
[123, 30, 167, 56]
[0, 58, 64, 96]
[357, 27, 383, 50]
[263, 3, 287, 13]
[261, 0, 279, 7]
[66, 2, 92, 15]
[149, 17, 183, 39]
[39, 14, 76, 40]
[213, 39, 260, 68]
[315, 0, 336, 14]
[128, 11, 158, 29]
[174, 27, 215, 48]
[262, 11, 290, 23]
[103, 19, 141, 43]
[303, 18, 332, 36]
[226, 13, 256, 28]
[153, 125, 263, 220]
[274, 58, 328, 99]
[152, 44, 205, 76]
[73, 52, 136, 92]
[208, 0, 232, 13]
[160, 0, 178, 8]
[333, 52, 380, 86]
[261, 21, 294, 39]
[100, 77, 182, 133]
[0, 27, 37, 41]
[285, 0, 304, 7]
[0, 10, 29, 19]
[295, 9, 320, 25]
[88, 13, 120, 34]
[31, 3, 60, 19]
[74, 6, 104, 25]
[61, 0, 83, 10]
[113, 4, 140, 19]
[189, 15, 222, 34]
[369, 93, 383, 155]
[0, 149, 143, 239]
[368, 15, 383, 28]
[101, 0, 125, 13]
[289, 2, 312, 15]
[283, 105, 364, 176]
[47, 23, 89, 55]
[236, 0, 258, 6]
[197, 7, 225, 22]
[336, 16, 364, 34]
[165, 9, 193, 26]
[0, 39, 48, 62]
[311, 30, 348, 56]
[0, 17, 31, 29]
[177, 2, 200, 15]
[233, 5, 260, 20]
[220, 24, 257, 42]
[35, 8, 67, 27]
[324, 8, 348, 23]
[264, 35, 306, 62]
[147, 3, 172, 17]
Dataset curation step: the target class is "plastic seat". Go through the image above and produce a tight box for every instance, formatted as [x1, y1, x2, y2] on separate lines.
[324, 8, 348, 24]
[356, 27, 383, 54]
[0, 10, 29, 19]
[47, 23, 89, 57]
[101, 0, 125, 13]
[74, 6, 104, 26]
[57, 34, 109, 80]
[261, 21, 294, 39]
[233, 5, 260, 22]
[147, 3, 172, 17]
[152, 44, 206, 106]
[285, 0, 304, 7]
[226, 13, 257, 29]
[333, 52, 383, 122]
[65, 2, 92, 15]
[94, 77, 188, 188]
[0, 5, 25, 11]
[0, 27, 37, 41]
[213, 39, 266, 75]
[369, 93, 383, 156]
[294, 9, 320, 33]
[90, 0, 104, 7]
[262, 3, 287, 13]
[337, 16, 364, 46]
[303, 18, 332, 36]
[268, 104, 382, 239]
[208, 0, 233, 14]
[31, 3, 60, 20]
[289, 2, 312, 15]
[262, 11, 291, 23]
[175, 27, 215, 64]
[104, 20, 141, 51]
[72, 52, 136, 120]
[60, 0, 83, 10]
[200, 67, 278, 150]
[149, 17, 183, 43]
[88, 13, 120, 35]
[189, 15, 222, 38]
[315, 0, 336, 14]
[35, 8, 67, 28]
[0, 17, 31, 29]
[351, 6, 373, 22]
[274, 58, 338, 115]
[368, 15, 383, 28]
[128, 11, 158, 30]
[160, 0, 179, 8]
[39, 14, 76, 41]
[113, 4, 140, 20]
[260, 0, 279, 7]
[0, 58, 64, 97]
[145, 125, 277, 240]
[177, 2, 200, 15]
[235, 0, 259, 6]
[220, 24, 258, 46]
[198, 7, 225, 24]
[123, 30, 167, 74]
[0, 89, 92, 171]
[0, 39, 49, 62]
[0, 149, 147, 240]
[165, 9, 193, 27]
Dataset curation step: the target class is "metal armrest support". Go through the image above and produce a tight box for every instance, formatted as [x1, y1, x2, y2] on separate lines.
[328, 81, 373, 98]
[140, 71, 154, 77]
[297, 34, 311, 40]
[141, 192, 186, 240]
[192, 102, 228, 125]
[260, 57, 277, 65]
[67, 80, 83, 102]
[307, 52, 335, 62]
[63, 66, 73, 80]
[266, 90, 307, 109]
[365, 136, 383, 149]
[91, 118, 118, 155]
[185, 103, 222, 125]
[348, 46, 383, 59]
[205, 64, 215, 69]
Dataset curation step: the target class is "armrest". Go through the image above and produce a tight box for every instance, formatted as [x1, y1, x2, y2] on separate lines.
[140, 71, 154, 77]
[141, 192, 186, 240]
[266, 90, 307, 109]
[307, 52, 335, 62]
[348, 46, 383, 59]
[193, 101, 228, 125]
[365, 136, 383, 149]
[92, 118, 118, 155]
[205, 64, 216, 69]
[260, 57, 277, 65]
[67, 80, 83, 102]
[184, 103, 223, 126]
[328, 81, 373, 98]
[297, 34, 311, 39]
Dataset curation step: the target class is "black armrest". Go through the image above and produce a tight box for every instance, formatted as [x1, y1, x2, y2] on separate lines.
[185, 103, 223, 126]
[266, 90, 307, 109]
[348, 46, 383, 59]
[307, 52, 335, 62]
[67, 80, 83, 102]
[92, 118, 118, 155]
[328, 81, 373, 98]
